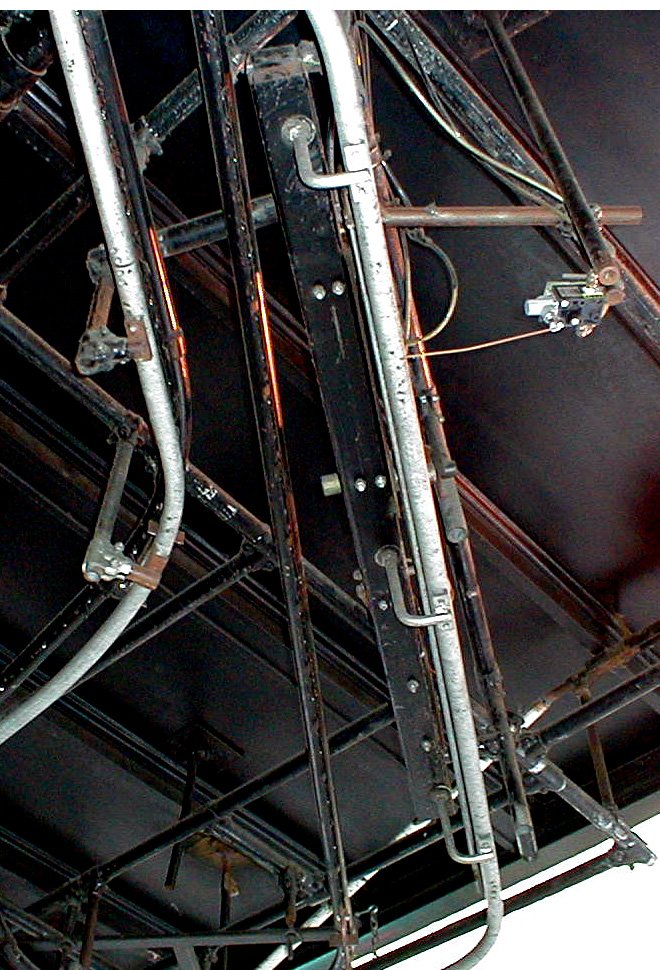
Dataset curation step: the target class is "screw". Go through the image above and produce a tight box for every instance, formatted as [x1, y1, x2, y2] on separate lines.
[407, 677, 420, 693]
[420, 736, 432, 752]
[374, 474, 387, 489]
[331, 279, 346, 295]
[312, 283, 326, 301]
[377, 599, 388, 611]
[354, 477, 367, 492]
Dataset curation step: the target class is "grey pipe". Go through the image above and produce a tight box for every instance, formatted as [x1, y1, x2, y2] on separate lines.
[0, 11, 185, 747]
[306, 11, 503, 969]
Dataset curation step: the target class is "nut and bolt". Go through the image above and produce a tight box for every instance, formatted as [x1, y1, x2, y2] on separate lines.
[354, 477, 367, 492]
[331, 279, 346, 296]
[312, 283, 326, 301]
[407, 677, 420, 694]
[420, 736, 433, 752]
[352, 569, 363, 581]
[374, 474, 387, 489]
[377, 599, 389, 612]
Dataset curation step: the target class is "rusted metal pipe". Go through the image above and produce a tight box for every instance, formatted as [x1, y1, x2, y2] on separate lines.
[382, 204, 643, 229]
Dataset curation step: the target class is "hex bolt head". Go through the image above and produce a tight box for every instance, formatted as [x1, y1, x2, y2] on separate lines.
[420, 736, 433, 752]
[354, 477, 367, 492]
[407, 677, 420, 693]
[374, 474, 387, 489]
[331, 279, 346, 295]
[377, 599, 389, 611]
[312, 283, 327, 301]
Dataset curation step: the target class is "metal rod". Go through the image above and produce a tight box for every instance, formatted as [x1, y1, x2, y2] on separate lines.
[538, 661, 660, 749]
[158, 200, 641, 259]
[159, 196, 278, 258]
[482, 11, 620, 288]
[79, 882, 102, 970]
[33, 929, 341, 953]
[382, 204, 643, 229]
[165, 750, 198, 891]
[308, 12, 502, 969]
[33, 703, 392, 909]
[581, 692, 617, 813]
[367, 11, 660, 364]
[193, 10, 353, 936]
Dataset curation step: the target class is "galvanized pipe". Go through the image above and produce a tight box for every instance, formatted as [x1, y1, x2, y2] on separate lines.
[0, 11, 186, 748]
[307, 11, 502, 969]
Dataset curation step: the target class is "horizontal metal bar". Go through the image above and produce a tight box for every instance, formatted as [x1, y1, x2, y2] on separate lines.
[538, 662, 660, 749]
[158, 195, 278, 258]
[382, 204, 643, 229]
[32, 929, 340, 953]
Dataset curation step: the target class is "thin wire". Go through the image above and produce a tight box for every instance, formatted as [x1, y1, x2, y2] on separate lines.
[404, 228, 459, 343]
[355, 20, 563, 208]
[407, 327, 552, 358]
[382, 158, 459, 344]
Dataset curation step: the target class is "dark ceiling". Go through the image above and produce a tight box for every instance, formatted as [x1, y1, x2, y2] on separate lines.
[0, 10, 658, 970]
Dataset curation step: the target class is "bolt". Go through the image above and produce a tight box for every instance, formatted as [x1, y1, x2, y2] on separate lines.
[407, 677, 420, 693]
[352, 569, 363, 581]
[377, 599, 388, 611]
[354, 477, 367, 492]
[598, 264, 620, 287]
[374, 474, 387, 489]
[114, 541, 124, 552]
[86, 571, 101, 583]
[312, 283, 326, 301]
[331, 279, 346, 295]
[420, 736, 433, 752]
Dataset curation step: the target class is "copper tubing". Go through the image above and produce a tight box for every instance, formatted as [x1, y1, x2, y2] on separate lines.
[382, 204, 643, 229]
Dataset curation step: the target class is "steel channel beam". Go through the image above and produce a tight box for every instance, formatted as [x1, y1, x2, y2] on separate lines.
[366, 10, 660, 364]
[193, 11, 352, 930]
[32, 704, 393, 912]
[248, 43, 444, 822]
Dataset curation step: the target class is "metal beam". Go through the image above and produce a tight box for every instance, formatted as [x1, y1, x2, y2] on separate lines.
[193, 10, 352, 933]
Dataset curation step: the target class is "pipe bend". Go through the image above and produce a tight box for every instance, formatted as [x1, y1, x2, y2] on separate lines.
[0, 10, 185, 748]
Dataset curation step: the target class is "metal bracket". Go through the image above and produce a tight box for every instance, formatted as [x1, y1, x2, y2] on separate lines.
[281, 115, 369, 190]
[433, 785, 496, 865]
[375, 546, 452, 628]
